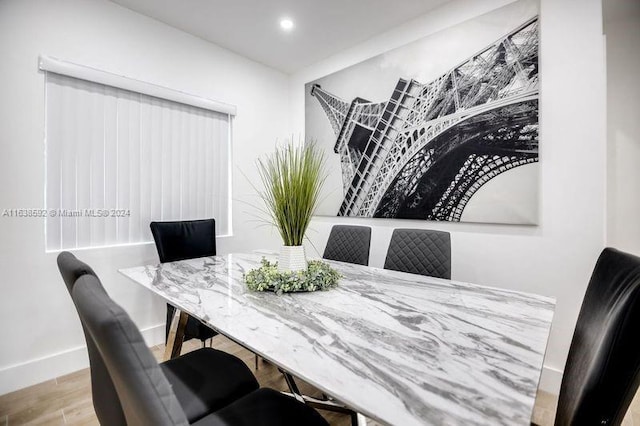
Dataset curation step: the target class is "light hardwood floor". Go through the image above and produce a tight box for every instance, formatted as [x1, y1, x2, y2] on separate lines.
[1, 335, 639, 425]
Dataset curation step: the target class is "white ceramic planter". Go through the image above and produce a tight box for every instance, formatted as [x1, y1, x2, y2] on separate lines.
[278, 245, 307, 272]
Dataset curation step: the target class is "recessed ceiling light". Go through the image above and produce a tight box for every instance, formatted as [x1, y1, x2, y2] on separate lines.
[280, 18, 294, 31]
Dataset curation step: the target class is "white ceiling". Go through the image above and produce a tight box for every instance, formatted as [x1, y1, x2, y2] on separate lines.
[110, 0, 449, 74]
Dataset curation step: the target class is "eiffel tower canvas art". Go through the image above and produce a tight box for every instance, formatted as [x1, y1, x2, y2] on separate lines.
[305, 0, 539, 225]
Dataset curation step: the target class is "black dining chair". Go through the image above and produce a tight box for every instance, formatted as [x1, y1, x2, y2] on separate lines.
[150, 219, 218, 346]
[71, 272, 329, 426]
[552, 248, 640, 425]
[57, 252, 126, 425]
[57, 252, 260, 424]
[383, 228, 451, 279]
[322, 225, 371, 265]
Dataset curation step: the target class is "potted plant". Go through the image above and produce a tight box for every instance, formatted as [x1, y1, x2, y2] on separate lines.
[256, 142, 326, 272]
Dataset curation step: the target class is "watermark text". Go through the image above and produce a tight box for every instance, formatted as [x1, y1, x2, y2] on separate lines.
[1, 208, 131, 218]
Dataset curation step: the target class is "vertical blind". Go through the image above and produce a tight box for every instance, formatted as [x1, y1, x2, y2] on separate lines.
[45, 72, 231, 251]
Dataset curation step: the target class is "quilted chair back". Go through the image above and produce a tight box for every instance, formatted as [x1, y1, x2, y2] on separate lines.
[322, 225, 371, 266]
[384, 229, 451, 279]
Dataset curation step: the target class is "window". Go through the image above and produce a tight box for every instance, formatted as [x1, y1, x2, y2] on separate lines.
[42, 57, 233, 251]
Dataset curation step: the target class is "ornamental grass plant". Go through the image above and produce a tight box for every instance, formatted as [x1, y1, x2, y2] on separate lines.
[256, 142, 327, 246]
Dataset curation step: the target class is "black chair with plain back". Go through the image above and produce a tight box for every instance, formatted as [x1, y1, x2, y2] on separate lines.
[57, 252, 260, 424]
[322, 225, 372, 265]
[383, 228, 451, 279]
[554, 248, 640, 425]
[150, 219, 218, 345]
[57, 252, 126, 425]
[71, 273, 329, 426]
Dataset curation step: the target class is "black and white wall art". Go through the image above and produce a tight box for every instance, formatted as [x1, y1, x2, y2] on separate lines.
[305, 0, 539, 225]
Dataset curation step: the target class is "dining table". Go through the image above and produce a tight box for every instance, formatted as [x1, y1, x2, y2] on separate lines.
[119, 251, 555, 426]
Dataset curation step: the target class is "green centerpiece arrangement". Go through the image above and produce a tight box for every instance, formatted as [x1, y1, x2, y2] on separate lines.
[245, 142, 341, 293]
[245, 258, 341, 294]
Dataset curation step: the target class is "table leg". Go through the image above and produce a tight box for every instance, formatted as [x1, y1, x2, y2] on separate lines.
[280, 370, 366, 426]
[164, 309, 188, 361]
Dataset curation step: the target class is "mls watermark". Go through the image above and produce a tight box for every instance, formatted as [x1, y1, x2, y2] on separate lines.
[1, 208, 131, 218]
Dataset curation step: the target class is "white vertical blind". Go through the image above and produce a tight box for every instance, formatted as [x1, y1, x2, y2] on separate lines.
[45, 72, 231, 251]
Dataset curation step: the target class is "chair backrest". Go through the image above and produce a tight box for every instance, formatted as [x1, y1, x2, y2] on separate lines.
[383, 229, 451, 279]
[556, 248, 640, 426]
[322, 225, 371, 266]
[150, 219, 217, 263]
[57, 252, 126, 426]
[72, 274, 189, 426]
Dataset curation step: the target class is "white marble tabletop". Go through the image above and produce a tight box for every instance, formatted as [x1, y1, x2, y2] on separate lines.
[119, 252, 555, 426]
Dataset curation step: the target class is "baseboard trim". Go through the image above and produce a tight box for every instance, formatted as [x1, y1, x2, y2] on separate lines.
[539, 364, 563, 395]
[0, 323, 165, 396]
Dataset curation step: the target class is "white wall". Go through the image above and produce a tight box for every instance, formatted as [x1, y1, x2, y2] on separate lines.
[291, 0, 607, 394]
[0, 0, 288, 394]
[0, 0, 609, 398]
[605, 0, 640, 256]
